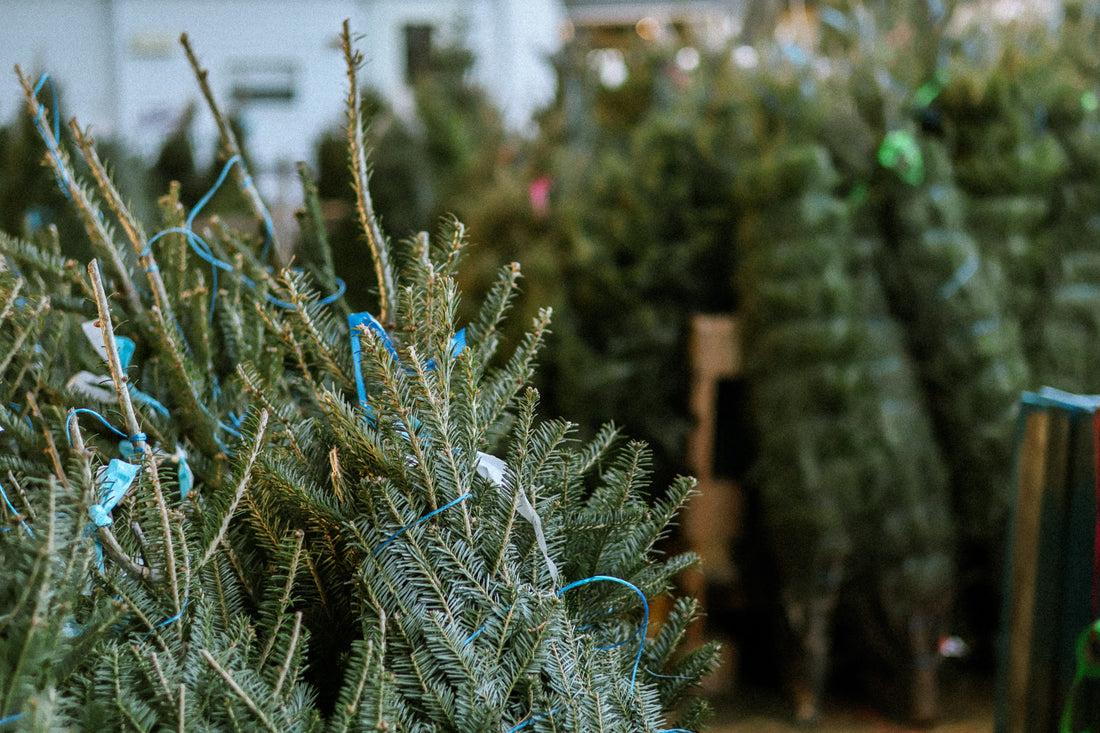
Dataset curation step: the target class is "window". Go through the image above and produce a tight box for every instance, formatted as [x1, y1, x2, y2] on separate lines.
[229, 59, 297, 104]
[404, 24, 433, 84]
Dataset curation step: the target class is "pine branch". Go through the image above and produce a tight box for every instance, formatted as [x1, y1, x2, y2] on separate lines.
[14, 66, 143, 316]
[341, 19, 395, 326]
[179, 34, 281, 262]
[71, 123, 182, 346]
[199, 650, 280, 733]
[87, 260, 148, 455]
[201, 409, 270, 565]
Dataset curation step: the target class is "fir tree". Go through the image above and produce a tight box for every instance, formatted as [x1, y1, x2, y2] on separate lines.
[0, 21, 717, 732]
[734, 66, 953, 724]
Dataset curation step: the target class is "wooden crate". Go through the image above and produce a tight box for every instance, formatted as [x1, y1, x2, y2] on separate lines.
[997, 388, 1100, 732]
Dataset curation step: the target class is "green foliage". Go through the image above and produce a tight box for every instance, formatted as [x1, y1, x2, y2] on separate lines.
[0, 24, 715, 732]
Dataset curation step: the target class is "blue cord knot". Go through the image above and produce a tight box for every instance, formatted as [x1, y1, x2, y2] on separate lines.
[88, 504, 112, 527]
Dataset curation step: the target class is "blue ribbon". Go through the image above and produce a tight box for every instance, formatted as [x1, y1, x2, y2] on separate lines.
[89, 459, 140, 528]
[31, 74, 71, 196]
[65, 408, 145, 454]
[0, 479, 34, 538]
[141, 156, 345, 322]
[347, 311, 465, 423]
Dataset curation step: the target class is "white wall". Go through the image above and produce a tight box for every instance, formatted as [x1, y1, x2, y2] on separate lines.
[112, 0, 354, 166]
[0, 1, 117, 134]
[1, 0, 564, 200]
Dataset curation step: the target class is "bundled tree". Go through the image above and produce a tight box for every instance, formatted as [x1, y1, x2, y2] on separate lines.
[0, 22, 717, 732]
[734, 65, 954, 725]
[1022, 17, 1100, 393]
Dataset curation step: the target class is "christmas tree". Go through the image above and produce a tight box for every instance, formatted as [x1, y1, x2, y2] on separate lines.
[0, 22, 717, 731]
[734, 63, 954, 724]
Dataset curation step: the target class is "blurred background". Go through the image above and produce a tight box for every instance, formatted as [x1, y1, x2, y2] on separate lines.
[3, 0, 1097, 729]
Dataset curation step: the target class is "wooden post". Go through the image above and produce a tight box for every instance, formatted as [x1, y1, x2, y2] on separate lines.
[682, 313, 744, 689]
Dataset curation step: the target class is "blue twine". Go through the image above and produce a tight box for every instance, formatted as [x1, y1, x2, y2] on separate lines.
[0, 479, 34, 538]
[347, 310, 465, 423]
[372, 493, 472, 555]
[472, 576, 653, 731]
[31, 74, 71, 196]
[65, 408, 145, 453]
[141, 155, 346, 322]
[145, 595, 189, 638]
[557, 575, 648, 693]
[938, 253, 979, 300]
[318, 277, 346, 307]
[0, 714, 24, 728]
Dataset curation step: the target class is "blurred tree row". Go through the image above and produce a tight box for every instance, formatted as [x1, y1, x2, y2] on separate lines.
[314, 1, 1100, 719]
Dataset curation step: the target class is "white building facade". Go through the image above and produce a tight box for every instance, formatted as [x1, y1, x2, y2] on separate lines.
[1, 0, 565, 192]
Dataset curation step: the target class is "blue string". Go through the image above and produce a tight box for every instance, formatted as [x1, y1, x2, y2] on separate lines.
[31, 74, 71, 196]
[0, 479, 34, 538]
[507, 707, 563, 733]
[141, 157, 344, 321]
[556, 575, 648, 693]
[372, 493, 472, 555]
[0, 714, 24, 728]
[143, 595, 189, 639]
[238, 174, 275, 264]
[65, 408, 145, 453]
[318, 277, 346, 306]
[938, 253, 979, 300]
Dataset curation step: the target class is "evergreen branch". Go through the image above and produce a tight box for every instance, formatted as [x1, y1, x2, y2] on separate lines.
[221, 540, 259, 606]
[0, 530, 50, 714]
[179, 34, 281, 262]
[257, 530, 305, 671]
[303, 547, 333, 620]
[110, 647, 152, 732]
[88, 260, 149, 455]
[328, 448, 347, 505]
[177, 684, 185, 733]
[479, 309, 552, 432]
[201, 409, 270, 566]
[236, 363, 308, 465]
[0, 270, 22, 324]
[145, 453, 181, 618]
[272, 611, 303, 698]
[135, 644, 173, 705]
[341, 19, 395, 326]
[326, 639, 374, 733]
[0, 288, 48, 379]
[71, 123, 183, 346]
[25, 391, 68, 492]
[14, 66, 143, 316]
[294, 162, 336, 278]
[69, 415, 162, 585]
[199, 649, 280, 733]
[282, 275, 355, 393]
